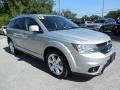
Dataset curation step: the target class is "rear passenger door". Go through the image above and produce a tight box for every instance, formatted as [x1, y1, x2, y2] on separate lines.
[11, 18, 26, 48]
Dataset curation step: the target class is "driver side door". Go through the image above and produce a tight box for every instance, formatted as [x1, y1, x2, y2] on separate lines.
[22, 17, 45, 57]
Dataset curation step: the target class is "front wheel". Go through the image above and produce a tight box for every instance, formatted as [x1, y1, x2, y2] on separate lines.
[46, 50, 70, 79]
[99, 27, 105, 33]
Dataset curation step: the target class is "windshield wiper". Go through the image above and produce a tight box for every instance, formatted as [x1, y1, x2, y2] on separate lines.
[48, 27, 80, 31]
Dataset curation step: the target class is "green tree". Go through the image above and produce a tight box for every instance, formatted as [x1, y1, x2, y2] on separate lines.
[89, 15, 101, 21]
[105, 9, 120, 19]
[7, 0, 25, 16]
[0, 0, 54, 27]
[62, 9, 77, 20]
[80, 15, 90, 21]
[1, 0, 54, 16]
[23, 0, 54, 14]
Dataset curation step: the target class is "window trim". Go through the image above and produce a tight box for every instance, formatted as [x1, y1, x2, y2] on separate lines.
[25, 17, 43, 32]
[13, 17, 26, 30]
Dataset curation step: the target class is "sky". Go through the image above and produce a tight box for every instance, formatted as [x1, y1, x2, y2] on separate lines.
[53, 0, 120, 17]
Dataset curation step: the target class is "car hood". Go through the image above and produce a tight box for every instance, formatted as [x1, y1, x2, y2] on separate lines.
[47, 28, 110, 44]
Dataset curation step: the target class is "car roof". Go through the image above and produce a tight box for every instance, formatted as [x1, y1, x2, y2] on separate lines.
[11, 14, 58, 21]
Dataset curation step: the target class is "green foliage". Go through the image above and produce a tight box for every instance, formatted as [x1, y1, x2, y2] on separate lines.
[0, 0, 54, 27]
[62, 9, 77, 20]
[105, 9, 120, 19]
[89, 15, 101, 21]
[80, 15, 101, 21]
[23, 0, 54, 14]
[0, 13, 11, 26]
[80, 15, 90, 21]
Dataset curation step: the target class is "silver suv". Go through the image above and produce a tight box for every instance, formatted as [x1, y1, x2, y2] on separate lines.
[6, 14, 116, 78]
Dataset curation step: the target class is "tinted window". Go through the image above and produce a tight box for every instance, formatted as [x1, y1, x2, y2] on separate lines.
[87, 21, 92, 24]
[80, 22, 85, 24]
[14, 18, 26, 30]
[7, 20, 15, 28]
[107, 19, 116, 24]
[26, 18, 40, 30]
[39, 16, 79, 31]
[94, 20, 105, 23]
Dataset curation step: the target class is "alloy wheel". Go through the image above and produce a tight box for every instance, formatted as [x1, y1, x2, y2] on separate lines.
[48, 54, 64, 75]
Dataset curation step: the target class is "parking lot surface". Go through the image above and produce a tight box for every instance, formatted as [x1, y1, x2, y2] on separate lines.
[0, 34, 120, 90]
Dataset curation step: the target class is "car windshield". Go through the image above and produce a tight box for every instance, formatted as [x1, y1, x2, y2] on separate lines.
[94, 20, 105, 23]
[39, 16, 79, 31]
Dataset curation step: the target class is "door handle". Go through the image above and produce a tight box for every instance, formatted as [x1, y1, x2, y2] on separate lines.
[14, 33, 21, 37]
[22, 35, 28, 39]
[14, 33, 25, 38]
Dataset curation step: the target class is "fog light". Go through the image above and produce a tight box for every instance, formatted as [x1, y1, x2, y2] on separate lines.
[88, 66, 100, 73]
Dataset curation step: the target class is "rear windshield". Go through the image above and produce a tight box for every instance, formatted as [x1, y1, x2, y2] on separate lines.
[94, 20, 105, 23]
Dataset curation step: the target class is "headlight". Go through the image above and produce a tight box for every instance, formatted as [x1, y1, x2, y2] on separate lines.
[72, 43, 98, 54]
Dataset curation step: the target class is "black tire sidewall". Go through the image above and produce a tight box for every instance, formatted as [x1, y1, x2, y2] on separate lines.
[113, 29, 119, 35]
[99, 27, 104, 32]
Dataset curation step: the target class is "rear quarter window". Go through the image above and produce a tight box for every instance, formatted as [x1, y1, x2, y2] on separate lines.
[13, 18, 26, 30]
[7, 20, 15, 28]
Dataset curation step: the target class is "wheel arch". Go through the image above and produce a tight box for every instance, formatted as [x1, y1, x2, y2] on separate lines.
[44, 46, 71, 71]
[43, 41, 76, 72]
[7, 37, 12, 43]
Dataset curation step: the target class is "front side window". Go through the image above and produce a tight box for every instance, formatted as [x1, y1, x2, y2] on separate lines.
[26, 18, 40, 31]
[13, 18, 26, 30]
[39, 16, 79, 31]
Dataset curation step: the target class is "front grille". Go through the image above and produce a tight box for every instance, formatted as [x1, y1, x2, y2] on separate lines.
[97, 40, 112, 54]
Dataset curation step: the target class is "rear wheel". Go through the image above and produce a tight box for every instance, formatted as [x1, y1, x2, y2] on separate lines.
[113, 29, 120, 35]
[8, 41, 17, 54]
[46, 50, 70, 79]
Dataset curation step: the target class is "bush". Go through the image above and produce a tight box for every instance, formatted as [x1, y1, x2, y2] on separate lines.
[0, 13, 11, 27]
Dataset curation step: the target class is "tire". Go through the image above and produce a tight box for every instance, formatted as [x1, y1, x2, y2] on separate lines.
[113, 29, 120, 35]
[99, 27, 105, 33]
[45, 50, 70, 79]
[8, 41, 17, 54]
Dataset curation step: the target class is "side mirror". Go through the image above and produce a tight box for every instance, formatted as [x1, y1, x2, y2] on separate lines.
[29, 25, 39, 32]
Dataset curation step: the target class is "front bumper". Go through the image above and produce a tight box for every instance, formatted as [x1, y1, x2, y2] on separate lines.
[70, 48, 116, 76]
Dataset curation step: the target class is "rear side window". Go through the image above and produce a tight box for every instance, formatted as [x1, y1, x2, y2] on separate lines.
[80, 22, 85, 24]
[94, 20, 105, 23]
[108, 19, 116, 24]
[13, 18, 26, 30]
[7, 20, 15, 28]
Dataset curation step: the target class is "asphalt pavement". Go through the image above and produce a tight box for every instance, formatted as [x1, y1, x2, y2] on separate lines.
[0, 34, 120, 90]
